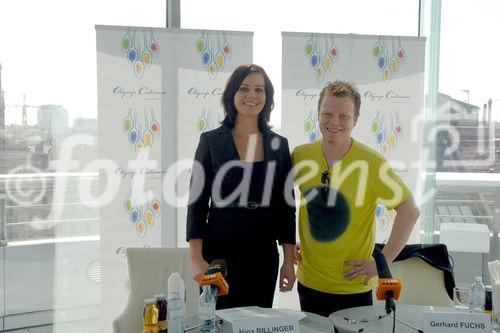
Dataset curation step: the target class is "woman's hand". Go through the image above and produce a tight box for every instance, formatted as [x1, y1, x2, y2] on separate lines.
[293, 242, 302, 264]
[189, 239, 208, 282]
[343, 258, 378, 285]
[191, 257, 209, 282]
[279, 243, 296, 292]
[279, 261, 296, 292]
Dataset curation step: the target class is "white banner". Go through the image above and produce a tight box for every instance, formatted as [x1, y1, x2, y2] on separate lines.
[97, 26, 252, 332]
[282, 32, 426, 243]
[175, 30, 252, 245]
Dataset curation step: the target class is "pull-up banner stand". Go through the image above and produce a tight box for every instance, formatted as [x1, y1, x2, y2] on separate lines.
[96, 25, 252, 331]
[282, 32, 426, 243]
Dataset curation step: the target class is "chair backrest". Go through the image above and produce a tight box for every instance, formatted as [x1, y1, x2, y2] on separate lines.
[113, 247, 198, 333]
[439, 222, 490, 253]
[388, 256, 453, 307]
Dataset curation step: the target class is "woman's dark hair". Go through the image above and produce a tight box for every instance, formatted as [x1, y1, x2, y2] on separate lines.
[221, 64, 274, 132]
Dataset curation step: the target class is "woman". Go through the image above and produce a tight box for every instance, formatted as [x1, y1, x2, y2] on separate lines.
[186, 64, 296, 309]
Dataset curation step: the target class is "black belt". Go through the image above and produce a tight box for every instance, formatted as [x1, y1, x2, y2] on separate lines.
[212, 201, 267, 209]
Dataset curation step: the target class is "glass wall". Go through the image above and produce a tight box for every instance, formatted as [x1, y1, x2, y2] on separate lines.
[182, 0, 420, 127]
[0, 1, 165, 331]
[433, 0, 500, 288]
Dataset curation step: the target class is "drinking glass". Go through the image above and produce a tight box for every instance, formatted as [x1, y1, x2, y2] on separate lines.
[453, 287, 470, 312]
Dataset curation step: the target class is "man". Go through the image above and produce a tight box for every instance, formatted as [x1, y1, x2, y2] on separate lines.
[292, 80, 420, 317]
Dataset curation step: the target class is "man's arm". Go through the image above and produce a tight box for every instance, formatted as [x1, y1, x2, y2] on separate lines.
[381, 195, 420, 263]
[344, 196, 420, 284]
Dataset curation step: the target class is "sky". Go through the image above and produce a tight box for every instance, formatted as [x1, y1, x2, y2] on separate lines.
[0, 0, 498, 126]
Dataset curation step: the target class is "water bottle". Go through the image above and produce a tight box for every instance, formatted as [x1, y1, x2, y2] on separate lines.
[469, 275, 486, 313]
[167, 272, 186, 333]
[199, 285, 216, 333]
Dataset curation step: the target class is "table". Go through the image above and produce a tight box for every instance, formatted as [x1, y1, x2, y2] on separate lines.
[329, 304, 455, 333]
[186, 311, 335, 332]
[298, 311, 336, 333]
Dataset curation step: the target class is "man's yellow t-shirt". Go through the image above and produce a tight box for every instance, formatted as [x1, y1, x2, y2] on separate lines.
[291, 139, 411, 294]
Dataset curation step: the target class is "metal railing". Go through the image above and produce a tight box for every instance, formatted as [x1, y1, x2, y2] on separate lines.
[0, 172, 99, 244]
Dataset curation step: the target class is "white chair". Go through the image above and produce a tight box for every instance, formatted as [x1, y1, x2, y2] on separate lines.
[388, 256, 453, 306]
[439, 222, 490, 279]
[112, 247, 198, 333]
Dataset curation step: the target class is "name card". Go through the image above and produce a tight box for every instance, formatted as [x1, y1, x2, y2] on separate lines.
[233, 316, 299, 333]
[215, 307, 302, 333]
[423, 311, 492, 333]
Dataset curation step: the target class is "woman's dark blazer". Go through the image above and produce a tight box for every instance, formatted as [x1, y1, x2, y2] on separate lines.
[186, 125, 296, 245]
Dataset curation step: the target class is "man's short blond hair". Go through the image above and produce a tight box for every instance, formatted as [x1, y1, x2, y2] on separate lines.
[317, 80, 361, 119]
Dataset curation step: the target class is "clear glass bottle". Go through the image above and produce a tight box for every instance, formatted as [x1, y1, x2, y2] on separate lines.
[469, 275, 486, 313]
[167, 273, 186, 333]
[199, 285, 216, 333]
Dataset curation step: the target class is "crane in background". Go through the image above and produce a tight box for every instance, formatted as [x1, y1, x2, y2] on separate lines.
[7, 94, 40, 127]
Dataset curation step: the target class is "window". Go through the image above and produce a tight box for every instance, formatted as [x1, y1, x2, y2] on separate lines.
[182, 0, 419, 127]
[0, 1, 165, 331]
[433, 0, 500, 287]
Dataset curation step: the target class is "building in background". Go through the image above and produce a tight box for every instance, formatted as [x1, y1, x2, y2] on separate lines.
[37, 104, 68, 137]
[436, 94, 499, 173]
[72, 117, 97, 135]
[434, 94, 499, 286]
[70, 117, 98, 167]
